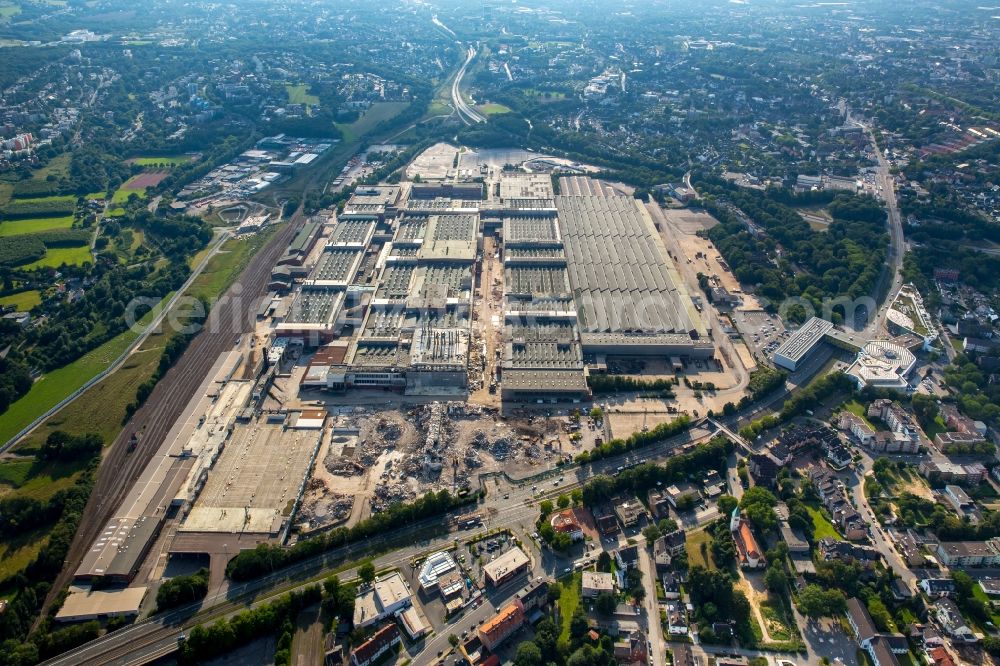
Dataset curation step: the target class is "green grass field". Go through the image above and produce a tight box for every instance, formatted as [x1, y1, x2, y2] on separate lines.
[0, 531, 47, 582]
[129, 155, 192, 167]
[0, 304, 163, 447]
[21, 245, 92, 270]
[188, 226, 279, 303]
[805, 504, 842, 541]
[111, 184, 148, 205]
[0, 290, 41, 311]
[686, 528, 716, 570]
[0, 215, 74, 237]
[556, 572, 581, 643]
[336, 102, 410, 142]
[476, 102, 511, 116]
[31, 152, 71, 180]
[285, 84, 319, 106]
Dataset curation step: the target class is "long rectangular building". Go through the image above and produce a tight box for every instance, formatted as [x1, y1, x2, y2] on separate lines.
[554, 192, 712, 358]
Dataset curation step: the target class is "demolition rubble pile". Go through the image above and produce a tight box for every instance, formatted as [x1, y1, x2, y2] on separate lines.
[371, 482, 416, 514]
[298, 477, 354, 531]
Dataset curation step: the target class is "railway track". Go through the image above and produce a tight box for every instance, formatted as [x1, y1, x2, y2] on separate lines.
[42, 214, 303, 617]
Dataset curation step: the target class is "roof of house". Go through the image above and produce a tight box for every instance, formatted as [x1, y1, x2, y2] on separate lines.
[351, 624, 399, 664]
[847, 597, 878, 644]
[479, 599, 525, 643]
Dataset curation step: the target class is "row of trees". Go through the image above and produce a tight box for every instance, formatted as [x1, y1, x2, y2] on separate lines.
[581, 435, 733, 505]
[574, 414, 692, 464]
[226, 489, 478, 581]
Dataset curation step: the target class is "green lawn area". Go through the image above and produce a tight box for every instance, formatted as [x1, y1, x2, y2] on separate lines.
[0, 457, 33, 487]
[30, 152, 70, 180]
[841, 399, 875, 427]
[759, 601, 794, 641]
[111, 184, 148, 205]
[971, 582, 1000, 626]
[0, 290, 41, 311]
[188, 226, 279, 303]
[476, 102, 511, 116]
[0, 456, 85, 502]
[805, 504, 842, 541]
[129, 155, 192, 167]
[556, 572, 581, 643]
[686, 528, 716, 570]
[0, 530, 48, 582]
[0, 215, 75, 237]
[0, 303, 162, 446]
[336, 102, 410, 142]
[21, 244, 92, 270]
[285, 84, 319, 106]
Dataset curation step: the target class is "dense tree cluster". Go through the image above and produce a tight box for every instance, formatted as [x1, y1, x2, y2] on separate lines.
[0, 436, 102, 666]
[695, 178, 887, 322]
[155, 569, 209, 613]
[179, 585, 322, 664]
[687, 567, 754, 644]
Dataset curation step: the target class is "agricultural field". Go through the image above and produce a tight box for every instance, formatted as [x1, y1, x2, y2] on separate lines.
[0, 290, 42, 311]
[336, 101, 410, 142]
[21, 244, 92, 270]
[285, 84, 320, 106]
[0, 215, 74, 237]
[0, 194, 76, 218]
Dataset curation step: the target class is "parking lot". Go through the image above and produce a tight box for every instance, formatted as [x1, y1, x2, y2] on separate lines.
[734, 310, 788, 360]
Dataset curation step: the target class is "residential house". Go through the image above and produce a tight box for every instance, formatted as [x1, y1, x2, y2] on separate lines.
[350, 624, 400, 666]
[478, 599, 526, 651]
[838, 411, 875, 446]
[646, 490, 671, 519]
[818, 539, 882, 567]
[652, 530, 687, 571]
[666, 602, 688, 636]
[933, 598, 976, 642]
[927, 647, 957, 666]
[614, 498, 648, 529]
[593, 505, 620, 535]
[661, 572, 680, 600]
[920, 578, 956, 598]
[550, 509, 584, 542]
[664, 483, 700, 510]
[614, 546, 640, 588]
[613, 631, 648, 665]
[748, 451, 781, 487]
[702, 470, 725, 498]
[846, 597, 908, 666]
[582, 571, 615, 599]
[936, 541, 1000, 567]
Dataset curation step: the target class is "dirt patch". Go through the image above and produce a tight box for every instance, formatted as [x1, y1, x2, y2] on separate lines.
[125, 171, 169, 189]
